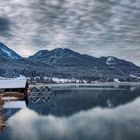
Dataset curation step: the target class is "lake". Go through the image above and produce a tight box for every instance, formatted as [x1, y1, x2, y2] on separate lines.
[0, 85, 140, 140]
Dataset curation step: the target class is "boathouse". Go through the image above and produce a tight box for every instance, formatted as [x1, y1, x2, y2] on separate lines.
[0, 79, 28, 94]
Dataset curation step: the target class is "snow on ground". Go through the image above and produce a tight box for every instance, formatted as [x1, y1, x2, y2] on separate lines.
[0, 75, 30, 80]
[1, 97, 18, 100]
[130, 74, 140, 79]
[43, 76, 87, 83]
[52, 77, 76, 83]
[1, 48, 13, 58]
[51, 77, 87, 84]
[114, 78, 120, 83]
[106, 57, 116, 65]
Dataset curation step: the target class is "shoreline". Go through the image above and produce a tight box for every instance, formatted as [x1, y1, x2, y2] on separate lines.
[31, 81, 140, 85]
[29, 82, 140, 89]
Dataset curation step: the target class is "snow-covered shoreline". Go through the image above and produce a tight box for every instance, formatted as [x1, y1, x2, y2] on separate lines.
[30, 82, 140, 89]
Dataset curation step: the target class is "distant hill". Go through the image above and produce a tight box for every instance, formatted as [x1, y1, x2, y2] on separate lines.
[0, 42, 140, 81]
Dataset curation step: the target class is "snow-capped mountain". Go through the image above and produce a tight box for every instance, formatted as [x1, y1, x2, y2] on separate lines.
[28, 48, 140, 80]
[29, 48, 138, 71]
[0, 42, 21, 59]
[0, 42, 140, 81]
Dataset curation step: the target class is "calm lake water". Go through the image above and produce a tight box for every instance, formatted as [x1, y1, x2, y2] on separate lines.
[1, 85, 140, 140]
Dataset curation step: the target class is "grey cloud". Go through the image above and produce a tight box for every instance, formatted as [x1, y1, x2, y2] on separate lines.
[0, 0, 140, 65]
[0, 16, 11, 36]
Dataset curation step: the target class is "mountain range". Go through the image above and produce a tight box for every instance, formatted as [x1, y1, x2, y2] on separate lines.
[0, 42, 140, 81]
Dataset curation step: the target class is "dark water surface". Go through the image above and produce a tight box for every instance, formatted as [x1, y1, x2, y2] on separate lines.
[1, 86, 140, 140]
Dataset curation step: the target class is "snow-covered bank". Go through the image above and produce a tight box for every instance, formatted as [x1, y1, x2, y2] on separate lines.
[49, 82, 140, 87]
[29, 82, 140, 91]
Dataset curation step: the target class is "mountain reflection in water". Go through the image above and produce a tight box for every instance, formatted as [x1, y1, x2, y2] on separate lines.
[0, 86, 140, 140]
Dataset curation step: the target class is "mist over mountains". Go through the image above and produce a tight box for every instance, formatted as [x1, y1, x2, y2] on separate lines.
[0, 42, 140, 81]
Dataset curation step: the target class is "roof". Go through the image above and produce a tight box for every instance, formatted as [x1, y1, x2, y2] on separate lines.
[0, 79, 27, 89]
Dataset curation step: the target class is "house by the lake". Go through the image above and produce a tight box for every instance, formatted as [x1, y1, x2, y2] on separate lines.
[0, 79, 28, 94]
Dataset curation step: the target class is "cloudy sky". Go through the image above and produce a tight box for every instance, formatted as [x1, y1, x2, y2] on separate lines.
[0, 0, 140, 65]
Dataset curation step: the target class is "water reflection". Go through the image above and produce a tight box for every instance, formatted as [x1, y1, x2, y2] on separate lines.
[0, 94, 27, 132]
[0, 86, 140, 140]
[29, 88, 52, 104]
[28, 86, 140, 117]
